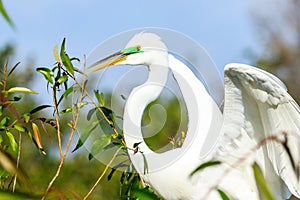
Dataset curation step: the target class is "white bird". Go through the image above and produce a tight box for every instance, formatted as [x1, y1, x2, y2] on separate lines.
[88, 33, 300, 200]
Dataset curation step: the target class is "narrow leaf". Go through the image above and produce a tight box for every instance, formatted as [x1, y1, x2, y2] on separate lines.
[217, 189, 231, 200]
[57, 75, 68, 84]
[0, 117, 9, 128]
[72, 121, 98, 152]
[0, 0, 15, 29]
[53, 44, 60, 63]
[60, 38, 74, 75]
[100, 106, 115, 125]
[88, 135, 111, 160]
[32, 123, 46, 155]
[87, 108, 96, 121]
[6, 131, 17, 152]
[63, 86, 76, 98]
[60, 107, 73, 114]
[190, 160, 221, 177]
[14, 124, 25, 132]
[141, 153, 148, 175]
[7, 62, 20, 77]
[94, 90, 105, 106]
[29, 105, 52, 114]
[7, 87, 38, 94]
[107, 168, 116, 181]
[36, 67, 54, 84]
[23, 113, 30, 123]
[252, 162, 275, 200]
[132, 187, 161, 200]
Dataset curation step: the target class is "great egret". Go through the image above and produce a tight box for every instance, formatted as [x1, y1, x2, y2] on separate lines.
[88, 33, 300, 200]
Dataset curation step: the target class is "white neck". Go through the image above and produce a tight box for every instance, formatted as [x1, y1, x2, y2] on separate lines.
[167, 54, 222, 158]
[123, 62, 169, 173]
[123, 54, 222, 175]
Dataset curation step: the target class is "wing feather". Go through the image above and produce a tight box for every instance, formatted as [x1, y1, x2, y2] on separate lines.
[222, 63, 300, 198]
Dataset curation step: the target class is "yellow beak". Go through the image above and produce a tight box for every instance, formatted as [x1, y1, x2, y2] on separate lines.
[87, 51, 127, 74]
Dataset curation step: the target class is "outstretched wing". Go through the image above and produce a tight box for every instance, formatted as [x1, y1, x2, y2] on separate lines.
[222, 63, 300, 198]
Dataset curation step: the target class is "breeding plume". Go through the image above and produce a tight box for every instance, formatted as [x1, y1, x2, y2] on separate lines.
[88, 33, 300, 199]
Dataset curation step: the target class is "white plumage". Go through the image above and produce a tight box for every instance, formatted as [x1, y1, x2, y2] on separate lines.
[89, 33, 300, 200]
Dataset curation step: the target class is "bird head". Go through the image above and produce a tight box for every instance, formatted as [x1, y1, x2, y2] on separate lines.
[87, 32, 168, 74]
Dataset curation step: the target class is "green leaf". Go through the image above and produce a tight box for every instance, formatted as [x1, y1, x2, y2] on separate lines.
[100, 106, 115, 125]
[0, 117, 9, 128]
[72, 121, 98, 152]
[252, 162, 275, 200]
[87, 108, 96, 121]
[60, 107, 73, 114]
[217, 189, 231, 200]
[190, 160, 221, 177]
[56, 87, 72, 106]
[94, 90, 105, 106]
[95, 108, 115, 135]
[63, 86, 76, 98]
[53, 44, 60, 63]
[36, 67, 54, 84]
[141, 153, 148, 175]
[107, 168, 116, 181]
[0, 0, 15, 29]
[23, 113, 30, 123]
[6, 131, 17, 152]
[132, 187, 161, 200]
[7, 87, 38, 94]
[29, 105, 52, 114]
[108, 162, 128, 181]
[88, 135, 111, 160]
[60, 38, 74, 75]
[8, 62, 21, 77]
[13, 124, 25, 132]
[57, 75, 68, 84]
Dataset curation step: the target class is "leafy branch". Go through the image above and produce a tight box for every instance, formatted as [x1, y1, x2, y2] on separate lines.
[0, 0, 15, 29]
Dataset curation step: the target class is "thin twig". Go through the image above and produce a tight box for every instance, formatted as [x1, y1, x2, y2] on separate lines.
[52, 87, 63, 158]
[42, 68, 86, 199]
[12, 131, 22, 192]
[83, 147, 122, 200]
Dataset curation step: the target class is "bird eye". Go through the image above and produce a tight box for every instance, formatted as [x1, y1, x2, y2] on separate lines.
[136, 45, 142, 51]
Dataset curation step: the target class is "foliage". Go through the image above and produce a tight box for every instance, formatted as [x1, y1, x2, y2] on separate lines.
[190, 160, 221, 177]
[252, 162, 275, 200]
[0, 59, 50, 194]
[0, 0, 14, 29]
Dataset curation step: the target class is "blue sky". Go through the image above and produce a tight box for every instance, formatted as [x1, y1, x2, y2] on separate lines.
[1, 0, 258, 73]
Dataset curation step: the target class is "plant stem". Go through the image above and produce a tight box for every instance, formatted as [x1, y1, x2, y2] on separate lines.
[12, 131, 21, 192]
[42, 72, 86, 199]
[52, 88, 63, 158]
[83, 147, 122, 200]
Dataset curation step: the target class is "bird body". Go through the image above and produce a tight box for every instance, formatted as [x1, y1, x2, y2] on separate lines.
[89, 32, 300, 200]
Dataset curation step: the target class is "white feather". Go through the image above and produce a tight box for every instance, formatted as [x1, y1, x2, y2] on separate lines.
[223, 63, 300, 198]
